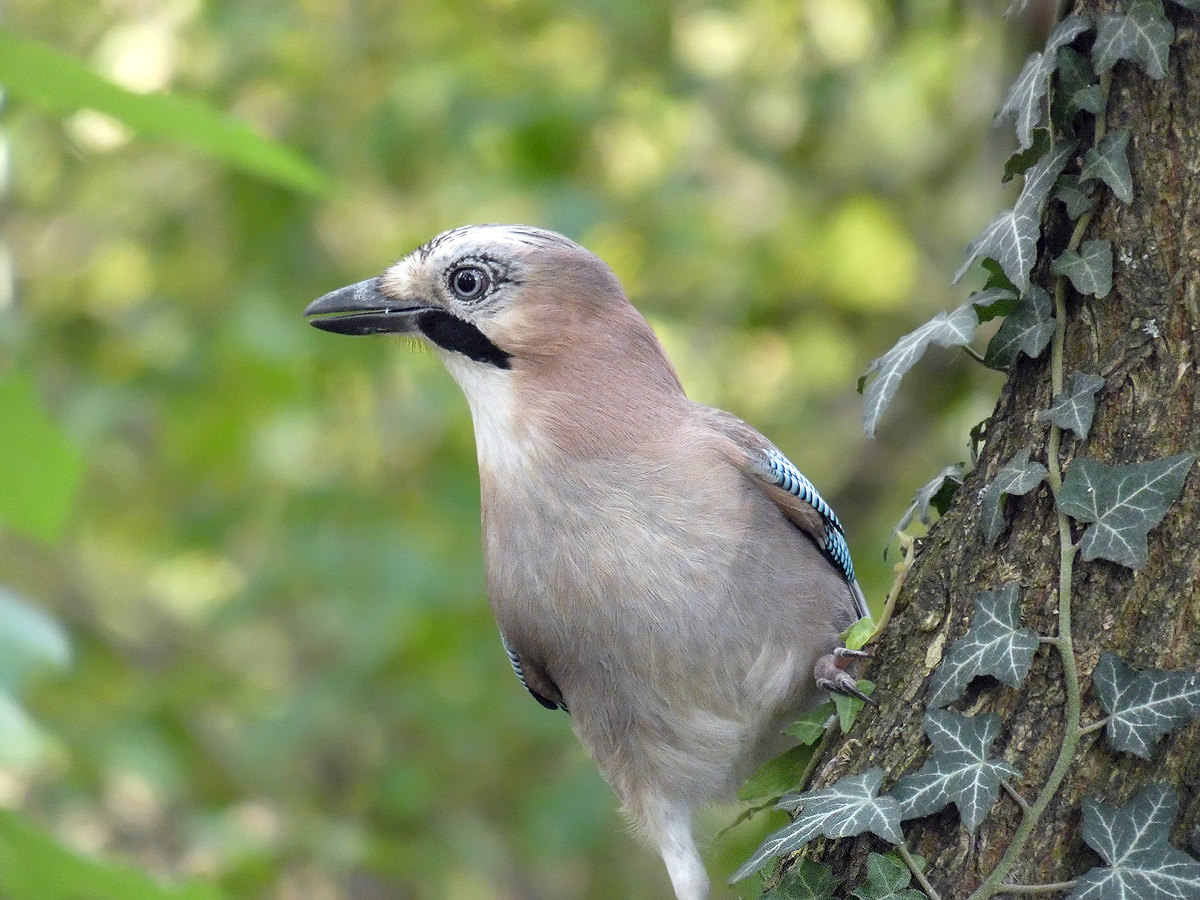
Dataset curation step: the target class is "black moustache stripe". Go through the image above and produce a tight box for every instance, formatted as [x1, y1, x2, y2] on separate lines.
[417, 310, 512, 369]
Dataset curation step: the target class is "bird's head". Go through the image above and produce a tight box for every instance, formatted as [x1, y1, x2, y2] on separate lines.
[305, 225, 684, 455]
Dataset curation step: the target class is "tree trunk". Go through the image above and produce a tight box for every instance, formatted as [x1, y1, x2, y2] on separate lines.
[803, 2, 1200, 895]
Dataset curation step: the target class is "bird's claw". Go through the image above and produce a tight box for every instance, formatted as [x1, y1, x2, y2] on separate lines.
[814, 646, 879, 707]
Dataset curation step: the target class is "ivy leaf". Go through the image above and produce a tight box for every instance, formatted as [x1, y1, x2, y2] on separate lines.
[1081, 131, 1134, 204]
[984, 286, 1056, 369]
[738, 743, 821, 803]
[762, 859, 840, 900]
[1055, 175, 1098, 220]
[954, 140, 1077, 292]
[928, 583, 1039, 708]
[842, 618, 876, 652]
[891, 709, 1019, 833]
[1036, 372, 1106, 439]
[889, 464, 965, 553]
[994, 15, 1091, 151]
[729, 769, 902, 884]
[1093, 653, 1200, 759]
[786, 702, 836, 746]
[1051, 240, 1114, 299]
[1092, 0, 1174, 81]
[1057, 453, 1195, 569]
[981, 448, 1049, 545]
[859, 301, 980, 438]
[849, 853, 927, 900]
[1055, 48, 1105, 116]
[1069, 784, 1200, 900]
[970, 287, 1020, 323]
[1004, 128, 1052, 183]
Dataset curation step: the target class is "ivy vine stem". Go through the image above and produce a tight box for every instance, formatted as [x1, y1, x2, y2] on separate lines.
[897, 840, 943, 900]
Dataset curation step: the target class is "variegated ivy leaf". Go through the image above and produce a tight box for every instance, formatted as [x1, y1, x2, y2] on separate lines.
[984, 286, 1056, 369]
[729, 769, 902, 884]
[954, 140, 1077, 292]
[1093, 652, 1200, 759]
[1092, 0, 1174, 81]
[928, 582, 1039, 708]
[1069, 784, 1200, 900]
[859, 301, 979, 438]
[762, 859, 840, 900]
[1057, 453, 1195, 569]
[889, 464, 965, 553]
[849, 853, 927, 900]
[981, 448, 1048, 545]
[995, 15, 1091, 151]
[891, 709, 1019, 833]
[1051, 240, 1113, 299]
[1081, 131, 1134, 205]
[1055, 48, 1105, 116]
[1036, 372, 1106, 439]
[1055, 175, 1098, 220]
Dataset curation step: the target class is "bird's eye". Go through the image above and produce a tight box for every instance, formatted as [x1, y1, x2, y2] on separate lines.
[450, 266, 489, 301]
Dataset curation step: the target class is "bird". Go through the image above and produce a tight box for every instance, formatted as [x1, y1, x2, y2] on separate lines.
[305, 224, 871, 900]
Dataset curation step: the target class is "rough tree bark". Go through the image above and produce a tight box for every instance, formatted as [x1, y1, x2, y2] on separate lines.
[803, 2, 1199, 896]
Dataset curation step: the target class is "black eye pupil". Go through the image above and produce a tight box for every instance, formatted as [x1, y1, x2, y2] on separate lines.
[453, 268, 485, 298]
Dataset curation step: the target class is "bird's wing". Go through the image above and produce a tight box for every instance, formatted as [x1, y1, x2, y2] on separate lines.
[701, 407, 870, 621]
[501, 633, 568, 712]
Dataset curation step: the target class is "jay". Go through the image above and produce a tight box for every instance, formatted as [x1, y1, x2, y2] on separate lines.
[305, 225, 870, 900]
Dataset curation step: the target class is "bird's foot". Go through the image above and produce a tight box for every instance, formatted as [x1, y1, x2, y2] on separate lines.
[814, 646, 878, 706]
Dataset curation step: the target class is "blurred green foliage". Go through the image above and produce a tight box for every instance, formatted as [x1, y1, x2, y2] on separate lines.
[0, 0, 1033, 897]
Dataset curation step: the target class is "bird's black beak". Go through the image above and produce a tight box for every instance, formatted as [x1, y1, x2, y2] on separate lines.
[304, 278, 427, 335]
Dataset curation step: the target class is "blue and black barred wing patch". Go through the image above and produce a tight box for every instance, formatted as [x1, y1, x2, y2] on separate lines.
[501, 634, 566, 711]
[757, 448, 858, 589]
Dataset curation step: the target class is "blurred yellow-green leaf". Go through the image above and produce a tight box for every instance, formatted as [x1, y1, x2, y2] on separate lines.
[0, 371, 83, 542]
[0, 27, 329, 195]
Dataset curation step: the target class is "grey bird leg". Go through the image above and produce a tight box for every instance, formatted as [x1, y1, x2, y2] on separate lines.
[814, 646, 877, 706]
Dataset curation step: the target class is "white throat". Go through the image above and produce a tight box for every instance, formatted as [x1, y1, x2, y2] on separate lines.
[439, 354, 542, 477]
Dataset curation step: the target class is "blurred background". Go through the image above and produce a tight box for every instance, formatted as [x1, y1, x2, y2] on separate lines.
[0, 0, 1042, 897]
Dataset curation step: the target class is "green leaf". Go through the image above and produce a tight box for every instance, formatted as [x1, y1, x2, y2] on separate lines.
[730, 769, 902, 884]
[859, 301, 980, 437]
[928, 582, 1039, 708]
[1051, 240, 1113, 299]
[762, 859, 840, 900]
[954, 141, 1077, 292]
[1057, 453, 1195, 569]
[1003, 128, 1052, 183]
[1055, 175, 1098, 220]
[738, 743, 820, 803]
[970, 287, 1020, 323]
[0, 28, 329, 195]
[0, 371, 84, 542]
[890, 709, 1019, 833]
[834, 681, 875, 732]
[980, 448, 1048, 545]
[1092, 653, 1200, 759]
[850, 853, 927, 900]
[1069, 784, 1200, 900]
[0, 588, 71, 693]
[786, 703, 836, 746]
[842, 617, 876, 652]
[1092, 0, 1174, 81]
[0, 809, 230, 900]
[889, 464, 964, 553]
[984, 286, 1056, 369]
[994, 16, 1091, 151]
[1055, 48, 1105, 116]
[1036, 372, 1106, 440]
[1081, 131, 1134, 204]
